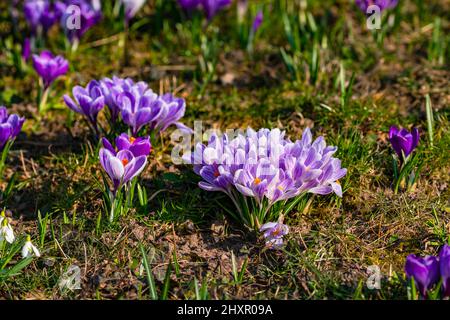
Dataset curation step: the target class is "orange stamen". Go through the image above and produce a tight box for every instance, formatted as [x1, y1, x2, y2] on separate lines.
[253, 177, 262, 185]
[129, 137, 136, 144]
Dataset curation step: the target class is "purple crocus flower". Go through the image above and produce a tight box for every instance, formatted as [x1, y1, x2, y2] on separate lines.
[24, 0, 64, 35]
[121, 0, 146, 21]
[178, 0, 200, 11]
[439, 245, 450, 298]
[0, 106, 25, 151]
[32, 50, 69, 89]
[117, 83, 159, 136]
[63, 80, 105, 134]
[99, 148, 147, 193]
[60, 0, 102, 43]
[405, 254, 440, 297]
[355, 0, 398, 12]
[99, 76, 136, 123]
[150, 93, 189, 134]
[252, 10, 263, 33]
[102, 133, 151, 158]
[200, 0, 231, 20]
[260, 222, 289, 248]
[389, 126, 420, 160]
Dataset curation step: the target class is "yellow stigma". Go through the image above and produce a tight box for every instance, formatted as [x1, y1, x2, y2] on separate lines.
[277, 185, 284, 191]
[253, 177, 262, 185]
[271, 227, 282, 237]
[129, 136, 136, 144]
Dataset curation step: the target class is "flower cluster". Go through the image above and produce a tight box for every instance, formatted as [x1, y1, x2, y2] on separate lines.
[178, 0, 231, 20]
[60, 0, 102, 43]
[24, 0, 65, 36]
[186, 127, 347, 228]
[0, 211, 40, 259]
[405, 245, 450, 299]
[64, 76, 190, 137]
[23, 0, 102, 42]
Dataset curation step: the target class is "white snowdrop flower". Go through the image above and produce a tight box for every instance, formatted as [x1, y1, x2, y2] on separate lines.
[22, 235, 40, 258]
[0, 217, 15, 244]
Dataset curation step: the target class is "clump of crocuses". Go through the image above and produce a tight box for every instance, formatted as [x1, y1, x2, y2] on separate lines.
[99, 133, 151, 222]
[32, 50, 69, 114]
[0, 107, 25, 178]
[65, 76, 190, 139]
[185, 127, 347, 230]
[405, 245, 450, 299]
[388, 126, 421, 193]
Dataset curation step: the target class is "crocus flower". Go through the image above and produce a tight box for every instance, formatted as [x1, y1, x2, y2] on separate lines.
[118, 83, 159, 136]
[150, 93, 189, 134]
[389, 126, 420, 160]
[0, 106, 25, 151]
[200, 0, 231, 20]
[99, 148, 147, 193]
[32, 50, 69, 89]
[21, 235, 41, 258]
[0, 217, 15, 244]
[60, 0, 102, 43]
[252, 10, 263, 33]
[102, 133, 151, 158]
[178, 0, 200, 11]
[64, 80, 105, 134]
[24, 0, 64, 35]
[260, 222, 289, 248]
[355, 0, 398, 12]
[405, 254, 440, 297]
[121, 0, 146, 21]
[439, 245, 450, 298]
[99, 76, 135, 123]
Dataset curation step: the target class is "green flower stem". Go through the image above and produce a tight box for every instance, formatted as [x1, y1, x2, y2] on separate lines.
[38, 86, 50, 115]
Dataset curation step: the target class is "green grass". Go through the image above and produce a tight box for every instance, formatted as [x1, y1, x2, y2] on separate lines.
[0, 0, 449, 299]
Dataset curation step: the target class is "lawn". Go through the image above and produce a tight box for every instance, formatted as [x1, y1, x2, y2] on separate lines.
[0, 0, 449, 300]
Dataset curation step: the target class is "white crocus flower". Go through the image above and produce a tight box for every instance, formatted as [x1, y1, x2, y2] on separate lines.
[22, 235, 40, 258]
[0, 218, 15, 244]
